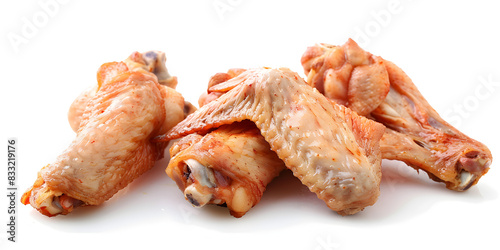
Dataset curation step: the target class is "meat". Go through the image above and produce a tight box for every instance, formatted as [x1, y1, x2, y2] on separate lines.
[155, 67, 386, 215]
[167, 69, 285, 217]
[68, 51, 179, 132]
[301, 39, 492, 191]
[167, 121, 286, 217]
[21, 52, 186, 216]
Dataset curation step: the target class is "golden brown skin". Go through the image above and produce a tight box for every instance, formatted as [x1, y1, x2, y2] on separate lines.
[21, 56, 185, 217]
[168, 121, 286, 218]
[168, 69, 285, 218]
[301, 39, 492, 191]
[155, 67, 385, 215]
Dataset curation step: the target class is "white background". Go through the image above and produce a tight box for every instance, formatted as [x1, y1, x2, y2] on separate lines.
[1, 0, 499, 249]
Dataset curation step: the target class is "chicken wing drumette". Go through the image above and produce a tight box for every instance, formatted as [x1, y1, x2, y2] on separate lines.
[21, 52, 185, 216]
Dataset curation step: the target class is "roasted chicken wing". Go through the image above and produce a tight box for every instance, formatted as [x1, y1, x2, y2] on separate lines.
[21, 53, 185, 216]
[301, 39, 492, 191]
[155, 67, 385, 215]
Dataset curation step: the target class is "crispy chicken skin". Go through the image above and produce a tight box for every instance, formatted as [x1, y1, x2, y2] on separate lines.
[301, 39, 492, 191]
[168, 69, 286, 217]
[21, 54, 185, 217]
[155, 67, 385, 215]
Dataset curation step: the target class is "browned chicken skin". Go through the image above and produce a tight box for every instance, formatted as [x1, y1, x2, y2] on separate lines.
[21, 52, 185, 216]
[155, 67, 386, 215]
[301, 39, 492, 191]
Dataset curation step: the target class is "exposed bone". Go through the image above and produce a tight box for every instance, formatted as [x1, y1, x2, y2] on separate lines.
[184, 185, 213, 207]
[458, 171, 476, 191]
[181, 159, 217, 207]
[184, 159, 217, 188]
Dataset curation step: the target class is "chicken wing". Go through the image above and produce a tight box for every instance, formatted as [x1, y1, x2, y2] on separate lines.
[68, 51, 179, 132]
[155, 67, 385, 215]
[21, 55, 185, 216]
[301, 39, 492, 191]
[167, 69, 286, 217]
